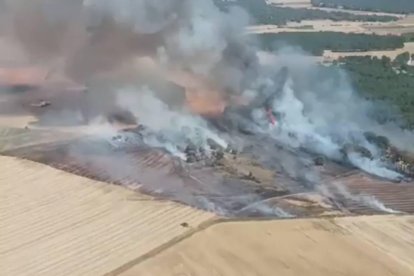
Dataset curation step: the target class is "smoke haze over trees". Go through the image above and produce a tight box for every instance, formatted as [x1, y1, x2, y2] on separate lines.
[311, 0, 414, 14]
[215, 0, 398, 24]
[259, 32, 406, 55]
[339, 55, 414, 128]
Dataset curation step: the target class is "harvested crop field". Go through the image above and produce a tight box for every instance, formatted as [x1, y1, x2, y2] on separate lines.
[2, 154, 413, 276]
[1, 151, 413, 276]
[0, 156, 215, 276]
[363, 15, 414, 35]
[247, 18, 414, 35]
[0, 115, 36, 128]
[336, 173, 414, 214]
[246, 20, 392, 34]
[121, 215, 414, 276]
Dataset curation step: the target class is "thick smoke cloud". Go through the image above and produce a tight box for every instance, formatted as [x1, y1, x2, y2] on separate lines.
[116, 86, 228, 159]
[244, 48, 413, 181]
[6, 0, 84, 61]
[4, 0, 253, 86]
[2, 0, 413, 185]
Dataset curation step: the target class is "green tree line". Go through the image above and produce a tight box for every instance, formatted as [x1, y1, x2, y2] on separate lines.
[214, 0, 398, 25]
[339, 55, 414, 128]
[258, 32, 405, 55]
[311, 0, 414, 14]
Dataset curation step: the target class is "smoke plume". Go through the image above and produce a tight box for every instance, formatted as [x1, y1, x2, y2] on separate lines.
[116, 86, 228, 160]
[332, 182, 401, 214]
[4, 0, 252, 84]
[246, 49, 412, 181]
[2, 0, 413, 185]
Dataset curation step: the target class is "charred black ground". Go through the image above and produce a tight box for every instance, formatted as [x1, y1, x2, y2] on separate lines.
[3, 124, 414, 218]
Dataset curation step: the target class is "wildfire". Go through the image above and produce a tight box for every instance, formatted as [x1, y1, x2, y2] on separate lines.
[185, 89, 226, 117]
[168, 70, 227, 117]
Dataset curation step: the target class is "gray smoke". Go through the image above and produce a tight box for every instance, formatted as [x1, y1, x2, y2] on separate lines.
[347, 153, 402, 180]
[1, 0, 251, 154]
[247, 49, 412, 180]
[4, 0, 253, 86]
[2, 0, 412, 182]
[332, 182, 401, 214]
[115, 86, 228, 160]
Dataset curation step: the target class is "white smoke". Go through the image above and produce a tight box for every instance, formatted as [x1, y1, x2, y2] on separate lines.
[83, 0, 250, 76]
[237, 197, 294, 218]
[347, 153, 403, 180]
[247, 50, 408, 180]
[83, 0, 178, 34]
[270, 78, 341, 159]
[116, 86, 228, 159]
[333, 182, 401, 214]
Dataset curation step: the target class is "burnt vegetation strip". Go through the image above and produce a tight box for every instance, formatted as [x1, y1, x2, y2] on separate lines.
[3, 132, 413, 217]
[0, 139, 394, 217]
[343, 177, 414, 213]
[0, 138, 292, 217]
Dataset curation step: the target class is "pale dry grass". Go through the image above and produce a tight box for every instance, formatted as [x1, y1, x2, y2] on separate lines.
[247, 8, 413, 36]
[123, 215, 414, 276]
[0, 124, 84, 152]
[266, 0, 310, 4]
[399, 15, 414, 24]
[338, 216, 414, 271]
[0, 156, 214, 276]
[0, 115, 37, 128]
[266, 0, 311, 8]
[247, 18, 414, 35]
[247, 20, 381, 34]
[363, 15, 414, 35]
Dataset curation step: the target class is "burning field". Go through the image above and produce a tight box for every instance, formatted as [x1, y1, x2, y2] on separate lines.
[1, 0, 414, 218]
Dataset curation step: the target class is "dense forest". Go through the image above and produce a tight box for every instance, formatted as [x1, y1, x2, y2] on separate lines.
[214, 0, 398, 25]
[311, 0, 414, 14]
[258, 32, 405, 55]
[338, 55, 414, 127]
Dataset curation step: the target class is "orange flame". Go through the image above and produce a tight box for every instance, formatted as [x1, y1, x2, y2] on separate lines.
[185, 88, 226, 117]
[168, 70, 226, 117]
